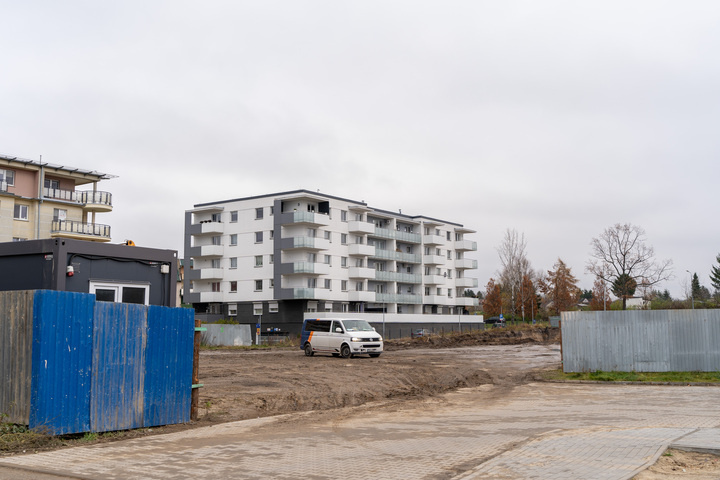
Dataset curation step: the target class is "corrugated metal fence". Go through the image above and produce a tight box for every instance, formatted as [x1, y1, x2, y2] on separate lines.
[561, 310, 720, 373]
[0, 290, 194, 435]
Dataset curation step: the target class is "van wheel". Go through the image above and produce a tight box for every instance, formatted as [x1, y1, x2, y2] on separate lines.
[304, 343, 314, 356]
[369, 353, 381, 358]
[340, 344, 352, 358]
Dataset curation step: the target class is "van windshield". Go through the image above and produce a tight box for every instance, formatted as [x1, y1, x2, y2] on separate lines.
[342, 320, 374, 332]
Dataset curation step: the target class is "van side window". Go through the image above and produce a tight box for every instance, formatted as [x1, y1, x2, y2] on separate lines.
[305, 320, 331, 332]
[331, 321, 344, 333]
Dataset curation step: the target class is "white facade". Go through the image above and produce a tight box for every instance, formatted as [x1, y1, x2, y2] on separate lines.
[184, 190, 479, 322]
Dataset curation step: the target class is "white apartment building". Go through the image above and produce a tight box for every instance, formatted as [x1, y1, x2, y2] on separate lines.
[184, 190, 479, 331]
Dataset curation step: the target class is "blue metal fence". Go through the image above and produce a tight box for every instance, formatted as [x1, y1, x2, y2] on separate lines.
[1, 290, 194, 435]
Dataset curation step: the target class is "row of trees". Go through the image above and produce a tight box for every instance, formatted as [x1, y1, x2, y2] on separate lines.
[481, 224, 676, 318]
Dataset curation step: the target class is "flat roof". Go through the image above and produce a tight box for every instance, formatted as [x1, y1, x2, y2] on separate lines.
[0, 153, 117, 181]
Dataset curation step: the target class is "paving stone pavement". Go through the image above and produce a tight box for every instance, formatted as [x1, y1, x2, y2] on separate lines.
[1, 383, 719, 479]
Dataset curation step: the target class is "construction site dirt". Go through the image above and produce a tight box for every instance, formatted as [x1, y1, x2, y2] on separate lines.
[197, 327, 561, 425]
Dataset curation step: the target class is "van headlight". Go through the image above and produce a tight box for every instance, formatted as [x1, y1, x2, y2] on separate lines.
[350, 337, 362, 342]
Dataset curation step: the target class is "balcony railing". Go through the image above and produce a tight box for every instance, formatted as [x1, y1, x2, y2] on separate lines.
[454, 240, 478, 251]
[43, 188, 113, 211]
[281, 262, 331, 275]
[51, 220, 111, 241]
[375, 293, 422, 304]
[372, 227, 421, 243]
[374, 271, 422, 284]
[280, 211, 330, 226]
[455, 258, 478, 269]
[371, 248, 422, 264]
[280, 236, 330, 251]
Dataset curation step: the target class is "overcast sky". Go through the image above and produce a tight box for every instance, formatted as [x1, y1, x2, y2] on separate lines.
[2, 1, 719, 297]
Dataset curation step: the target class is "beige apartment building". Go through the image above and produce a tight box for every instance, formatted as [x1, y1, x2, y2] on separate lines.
[0, 154, 115, 243]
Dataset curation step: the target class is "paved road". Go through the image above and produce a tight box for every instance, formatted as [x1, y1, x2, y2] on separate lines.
[2, 380, 719, 479]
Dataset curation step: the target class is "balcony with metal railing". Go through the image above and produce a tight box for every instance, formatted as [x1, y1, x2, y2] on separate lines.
[279, 262, 331, 275]
[187, 220, 224, 235]
[372, 227, 421, 244]
[50, 220, 111, 242]
[43, 188, 113, 212]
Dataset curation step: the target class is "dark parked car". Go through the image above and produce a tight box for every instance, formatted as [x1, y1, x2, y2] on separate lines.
[485, 317, 506, 328]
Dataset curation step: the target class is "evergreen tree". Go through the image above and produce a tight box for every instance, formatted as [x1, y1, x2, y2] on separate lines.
[710, 254, 720, 294]
[691, 273, 702, 301]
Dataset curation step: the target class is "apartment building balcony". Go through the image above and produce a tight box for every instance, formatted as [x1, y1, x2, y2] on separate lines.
[187, 220, 224, 235]
[198, 292, 224, 303]
[423, 295, 447, 304]
[371, 249, 422, 264]
[279, 210, 330, 227]
[348, 220, 374, 234]
[424, 274, 447, 285]
[348, 243, 374, 256]
[455, 277, 479, 288]
[423, 254, 446, 265]
[455, 297, 479, 307]
[50, 220, 111, 242]
[455, 258, 478, 269]
[348, 266, 375, 279]
[197, 268, 224, 280]
[285, 287, 316, 299]
[188, 244, 224, 258]
[375, 271, 422, 284]
[280, 262, 331, 275]
[423, 234, 445, 245]
[348, 290, 375, 302]
[454, 240, 478, 251]
[372, 227, 421, 244]
[376, 293, 422, 304]
[280, 236, 330, 251]
[43, 188, 113, 212]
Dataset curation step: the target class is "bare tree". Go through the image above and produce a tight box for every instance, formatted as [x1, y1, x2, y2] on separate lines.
[496, 229, 531, 318]
[586, 223, 672, 310]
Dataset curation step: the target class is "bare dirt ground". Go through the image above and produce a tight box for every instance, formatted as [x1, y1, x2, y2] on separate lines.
[633, 449, 720, 479]
[196, 326, 559, 424]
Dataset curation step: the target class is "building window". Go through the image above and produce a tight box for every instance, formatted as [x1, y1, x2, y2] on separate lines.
[212, 282, 221, 292]
[437, 288, 442, 295]
[270, 206, 274, 215]
[324, 254, 331, 265]
[307, 278, 317, 288]
[341, 303, 349, 312]
[447, 250, 452, 259]
[307, 228, 317, 238]
[341, 257, 347, 268]
[269, 230, 274, 239]
[269, 254, 274, 265]
[44, 178, 60, 190]
[12, 237, 27, 242]
[13, 204, 28, 221]
[425, 286, 430, 295]
[230, 211, 238, 222]
[211, 236, 222, 246]
[306, 301, 318, 313]
[0, 169, 15, 186]
[341, 210, 347, 222]
[227, 234, 237, 246]
[255, 255, 263, 267]
[211, 213, 222, 222]
[53, 208, 67, 221]
[230, 281, 237, 292]
[324, 279, 331, 290]
[269, 302, 278, 313]
[89, 282, 150, 305]
[341, 280, 348, 291]
[228, 304, 238, 316]
[448, 289, 453, 298]
[211, 259, 221, 268]
[256, 207, 264, 219]
[324, 231, 331, 241]
[255, 280, 263, 291]
[230, 257, 237, 269]
[255, 232, 263, 243]
[355, 258, 364, 267]
[356, 282, 364, 291]
[253, 303, 263, 315]
[341, 233, 347, 244]
[447, 231, 451, 241]
[270, 279, 274, 288]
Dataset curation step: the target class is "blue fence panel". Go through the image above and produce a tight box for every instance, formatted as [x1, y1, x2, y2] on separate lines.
[30, 291, 94, 435]
[91, 302, 147, 432]
[143, 305, 194, 427]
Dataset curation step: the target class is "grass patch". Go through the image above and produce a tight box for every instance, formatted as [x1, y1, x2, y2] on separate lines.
[544, 369, 720, 383]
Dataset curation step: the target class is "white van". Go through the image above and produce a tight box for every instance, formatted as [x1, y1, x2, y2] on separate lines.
[301, 318, 383, 358]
